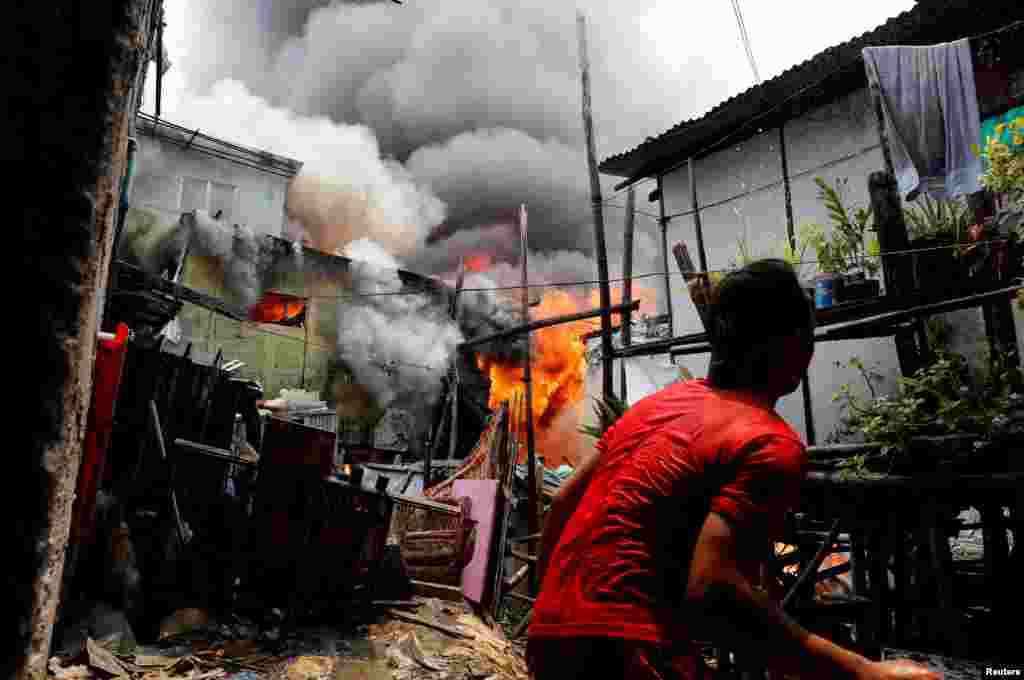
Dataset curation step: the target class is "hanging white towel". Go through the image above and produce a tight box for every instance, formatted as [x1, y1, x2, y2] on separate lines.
[863, 39, 983, 201]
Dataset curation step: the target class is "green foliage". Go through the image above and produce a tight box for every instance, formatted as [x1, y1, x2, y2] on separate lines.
[812, 177, 881, 276]
[831, 349, 1024, 475]
[578, 394, 630, 440]
[731, 220, 818, 281]
[903, 195, 973, 243]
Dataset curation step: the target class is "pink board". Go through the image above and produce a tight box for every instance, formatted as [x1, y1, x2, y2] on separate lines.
[453, 479, 500, 605]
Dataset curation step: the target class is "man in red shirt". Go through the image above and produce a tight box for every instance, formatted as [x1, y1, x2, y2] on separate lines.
[527, 260, 938, 680]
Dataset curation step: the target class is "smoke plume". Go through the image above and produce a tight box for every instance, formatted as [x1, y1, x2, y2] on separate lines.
[150, 0, 685, 275]
[338, 239, 463, 410]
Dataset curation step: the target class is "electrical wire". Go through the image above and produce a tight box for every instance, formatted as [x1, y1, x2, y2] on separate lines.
[292, 236, 1017, 299]
[730, 0, 761, 84]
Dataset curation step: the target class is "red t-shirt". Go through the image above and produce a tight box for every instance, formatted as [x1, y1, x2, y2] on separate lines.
[529, 379, 806, 646]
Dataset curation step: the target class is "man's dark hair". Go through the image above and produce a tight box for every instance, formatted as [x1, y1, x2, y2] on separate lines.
[706, 259, 813, 388]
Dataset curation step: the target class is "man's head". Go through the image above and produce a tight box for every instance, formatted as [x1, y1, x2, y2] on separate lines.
[706, 259, 815, 400]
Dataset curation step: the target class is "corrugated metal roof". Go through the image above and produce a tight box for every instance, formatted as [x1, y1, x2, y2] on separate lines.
[600, 0, 1024, 184]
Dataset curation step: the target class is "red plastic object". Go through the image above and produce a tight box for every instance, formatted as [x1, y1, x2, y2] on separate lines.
[71, 323, 130, 545]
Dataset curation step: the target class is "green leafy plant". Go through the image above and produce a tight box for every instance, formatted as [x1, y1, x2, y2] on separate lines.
[579, 394, 630, 440]
[813, 177, 881, 277]
[730, 220, 818, 281]
[903, 195, 974, 246]
[831, 349, 1024, 476]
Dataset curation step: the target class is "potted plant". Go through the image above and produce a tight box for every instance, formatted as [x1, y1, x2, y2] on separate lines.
[903, 195, 975, 293]
[811, 177, 881, 304]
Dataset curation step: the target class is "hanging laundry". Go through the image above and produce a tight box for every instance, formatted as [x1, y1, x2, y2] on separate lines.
[863, 39, 983, 201]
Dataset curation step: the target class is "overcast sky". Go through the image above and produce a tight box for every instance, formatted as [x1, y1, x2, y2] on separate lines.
[144, 0, 914, 284]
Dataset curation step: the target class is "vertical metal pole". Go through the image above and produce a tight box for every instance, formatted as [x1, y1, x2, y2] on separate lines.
[520, 205, 540, 595]
[620, 187, 635, 400]
[657, 176, 675, 339]
[779, 124, 817, 445]
[577, 11, 615, 401]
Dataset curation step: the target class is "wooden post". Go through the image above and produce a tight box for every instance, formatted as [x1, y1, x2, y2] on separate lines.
[577, 11, 615, 401]
[779, 123, 817, 445]
[620, 187, 636, 400]
[868, 171, 921, 376]
[869, 78, 932, 371]
[448, 259, 465, 460]
[520, 206, 541, 595]
[688, 159, 709, 277]
[656, 176, 675, 338]
[155, 5, 164, 121]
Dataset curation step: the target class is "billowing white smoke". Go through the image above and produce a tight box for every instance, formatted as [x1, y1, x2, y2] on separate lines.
[339, 239, 463, 409]
[185, 210, 302, 310]
[146, 77, 446, 259]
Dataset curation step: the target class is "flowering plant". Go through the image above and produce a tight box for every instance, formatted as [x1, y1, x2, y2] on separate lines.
[977, 116, 1024, 203]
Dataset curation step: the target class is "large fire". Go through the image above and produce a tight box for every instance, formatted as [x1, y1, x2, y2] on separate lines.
[475, 281, 659, 468]
[477, 290, 588, 431]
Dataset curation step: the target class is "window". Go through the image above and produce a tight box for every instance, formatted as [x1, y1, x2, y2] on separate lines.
[181, 178, 208, 213]
[133, 173, 181, 211]
[210, 182, 237, 221]
[180, 177, 238, 221]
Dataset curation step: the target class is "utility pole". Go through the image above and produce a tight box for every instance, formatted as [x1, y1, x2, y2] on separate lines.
[577, 11, 615, 402]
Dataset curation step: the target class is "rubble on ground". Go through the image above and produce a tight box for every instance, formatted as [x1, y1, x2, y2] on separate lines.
[46, 598, 528, 680]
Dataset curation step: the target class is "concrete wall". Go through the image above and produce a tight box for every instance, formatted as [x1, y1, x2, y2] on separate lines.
[168, 253, 337, 400]
[633, 86, 1024, 443]
[130, 134, 291, 236]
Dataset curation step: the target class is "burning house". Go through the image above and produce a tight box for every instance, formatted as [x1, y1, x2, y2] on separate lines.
[112, 114, 500, 466]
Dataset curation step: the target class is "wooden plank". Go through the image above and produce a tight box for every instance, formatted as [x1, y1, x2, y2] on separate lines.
[386, 610, 472, 639]
[510, 548, 537, 564]
[410, 579, 465, 603]
[114, 260, 247, 321]
[391, 495, 461, 516]
[506, 591, 536, 605]
[504, 565, 530, 590]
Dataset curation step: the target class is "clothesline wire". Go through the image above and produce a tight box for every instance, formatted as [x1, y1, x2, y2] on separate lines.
[288, 237, 1016, 299]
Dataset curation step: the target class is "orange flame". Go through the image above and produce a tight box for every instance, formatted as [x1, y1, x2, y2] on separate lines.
[477, 290, 588, 432]
[475, 285, 658, 468]
[464, 254, 494, 272]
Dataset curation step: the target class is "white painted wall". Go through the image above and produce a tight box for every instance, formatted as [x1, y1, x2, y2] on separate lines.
[620, 87, 1023, 443]
[131, 134, 292, 235]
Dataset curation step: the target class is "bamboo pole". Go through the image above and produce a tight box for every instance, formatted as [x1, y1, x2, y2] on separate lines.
[448, 258, 465, 460]
[656, 176, 675, 338]
[620, 187, 635, 400]
[779, 122, 817, 445]
[687, 161, 709, 277]
[577, 11, 615, 401]
[520, 206, 540, 596]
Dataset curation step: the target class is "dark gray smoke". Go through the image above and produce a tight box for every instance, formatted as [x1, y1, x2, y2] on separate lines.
[160, 0, 685, 279]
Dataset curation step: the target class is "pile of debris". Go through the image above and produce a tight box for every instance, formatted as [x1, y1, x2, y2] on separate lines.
[47, 598, 528, 680]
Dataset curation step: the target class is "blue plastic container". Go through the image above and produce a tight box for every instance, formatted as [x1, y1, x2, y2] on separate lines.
[814, 274, 836, 309]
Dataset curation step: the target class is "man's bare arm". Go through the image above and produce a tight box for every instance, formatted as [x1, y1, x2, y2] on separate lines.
[686, 512, 939, 680]
[536, 446, 602, 581]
